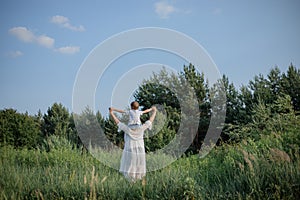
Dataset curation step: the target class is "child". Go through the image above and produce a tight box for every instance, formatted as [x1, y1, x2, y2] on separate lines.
[110, 101, 153, 126]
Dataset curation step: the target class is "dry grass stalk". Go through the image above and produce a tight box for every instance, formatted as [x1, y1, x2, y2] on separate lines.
[248, 153, 258, 165]
[237, 162, 244, 171]
[88, 166, 98, 200]
[241, 149, 254, 173]
[84, 175, 87, 185]
[270, 148, 291, 163]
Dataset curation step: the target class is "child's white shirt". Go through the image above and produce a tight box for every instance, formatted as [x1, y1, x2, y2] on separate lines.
[127, 109, 143, 125]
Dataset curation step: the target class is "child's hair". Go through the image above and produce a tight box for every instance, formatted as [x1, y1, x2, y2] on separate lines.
[130, 101, 139, 110]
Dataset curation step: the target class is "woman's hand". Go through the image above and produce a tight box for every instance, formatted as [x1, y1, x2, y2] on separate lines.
[151, 106, 157, 112]
[109, 107, 120, 124]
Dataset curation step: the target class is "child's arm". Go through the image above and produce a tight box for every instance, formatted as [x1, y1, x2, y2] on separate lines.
[109, 107, 126, 113]
[142, 107, 153, 114]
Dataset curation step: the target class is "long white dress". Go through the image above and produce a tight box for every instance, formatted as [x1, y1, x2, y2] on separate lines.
[117, 121, 152, 181]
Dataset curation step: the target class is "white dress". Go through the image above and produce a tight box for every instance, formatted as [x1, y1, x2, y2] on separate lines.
[118, 121, 152, 181]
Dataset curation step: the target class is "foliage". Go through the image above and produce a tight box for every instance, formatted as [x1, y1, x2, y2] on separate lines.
[104, 113, 123, 147]
[0, 63, 300, 199]
[0, 109, 41, 148]
[221, 75, 245, 125]
[225, 94, 300, 145]
[1, 63, 299, 153]
[144, 106, 177, 152]
[73, 107, 112, 150]
[223, 64, 300, 144]
[42, 103, 71, 137]
[134, 64, 209, 152]
[0, 123, 299, 199]
[280, 64, 300, 111]
[242, 65, 300, 116]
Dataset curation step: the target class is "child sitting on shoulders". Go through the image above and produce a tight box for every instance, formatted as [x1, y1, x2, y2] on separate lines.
[110, 101, 153, 126]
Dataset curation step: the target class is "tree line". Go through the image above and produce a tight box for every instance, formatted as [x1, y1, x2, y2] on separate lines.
[0, 64, 299, 153]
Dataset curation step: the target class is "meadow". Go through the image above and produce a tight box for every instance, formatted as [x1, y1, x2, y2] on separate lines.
[1, 132, 299, 200]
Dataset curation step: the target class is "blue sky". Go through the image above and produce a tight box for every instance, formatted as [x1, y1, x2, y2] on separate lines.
[1, 0, 300, 116]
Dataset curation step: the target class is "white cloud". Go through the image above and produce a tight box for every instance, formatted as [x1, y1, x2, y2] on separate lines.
[155, 1, 176, 19]
[51, 15, 85, 32]
[6, 50, 23, 58]
[36, 35, 55, 48]
[55, 46, 80, 54]
[9, 27, 35, 43]
[9, 26, 54, 48]
[51, 15, 69, 24]
[9, 26, 80, 55]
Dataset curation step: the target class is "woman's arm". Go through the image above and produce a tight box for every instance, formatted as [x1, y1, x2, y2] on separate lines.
[149, 106, 157, 123]
[109, 107, 120, 124]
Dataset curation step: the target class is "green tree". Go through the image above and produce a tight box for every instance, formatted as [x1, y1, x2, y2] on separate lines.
[238, 85, 253, 124]
[134, 64, 207, 152]
[144, 107, 177, 152]
[249, 73, 273, 105]
[221, 75, 244, 125]
[182, 64, 207, 103]
[241, 67, 286, 123]
[267, 67, 282, 99]
[217, 75, 247, 142]
[280, 64, 300, 112]
[68, 114, 81, 146]
[226, 94, 300, 143]
[182, 64, 210, 149]
[74, 107, 112, 150]
[134, 68, 180, 109]
[0, 109, 41, 148]
[104, 111, 122, 147]
[42, 103, 70, 137]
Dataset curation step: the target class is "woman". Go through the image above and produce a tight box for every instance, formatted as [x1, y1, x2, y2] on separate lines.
[109, 106, 157, 181]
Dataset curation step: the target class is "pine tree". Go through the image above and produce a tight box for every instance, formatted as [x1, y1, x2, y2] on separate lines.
[0, 109, 41, 148]
[42, 103, 70, 137]
[281, 64, 300, 112]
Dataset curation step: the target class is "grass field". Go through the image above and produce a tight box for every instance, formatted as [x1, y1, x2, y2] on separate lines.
[0, 132, 299, 200]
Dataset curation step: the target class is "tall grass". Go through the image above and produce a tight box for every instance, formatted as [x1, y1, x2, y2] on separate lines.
[0, 133, 299, 199]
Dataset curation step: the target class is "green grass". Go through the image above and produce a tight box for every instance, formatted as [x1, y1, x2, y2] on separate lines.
[0, 133, 299, 200]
